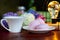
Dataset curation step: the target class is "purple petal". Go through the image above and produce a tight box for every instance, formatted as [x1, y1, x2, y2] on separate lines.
[13, 13, 18, 16]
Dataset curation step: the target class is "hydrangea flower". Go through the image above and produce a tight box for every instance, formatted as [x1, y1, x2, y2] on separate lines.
[3, 12, 18, 17]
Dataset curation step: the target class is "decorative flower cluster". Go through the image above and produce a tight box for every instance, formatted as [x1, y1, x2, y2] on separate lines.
[3, 12, 18, 17]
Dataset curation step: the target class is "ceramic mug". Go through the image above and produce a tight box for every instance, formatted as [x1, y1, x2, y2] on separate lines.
[1, 16, 24, 33]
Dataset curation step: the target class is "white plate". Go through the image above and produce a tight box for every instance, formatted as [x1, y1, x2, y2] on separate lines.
[23, 26, 56, 33]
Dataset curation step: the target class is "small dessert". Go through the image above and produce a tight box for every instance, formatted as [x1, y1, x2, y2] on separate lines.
[27, 9, 40, 19]
[28, 18, 49, 30]
[21, 13, 35, 26]
[27, 9, 46, 21]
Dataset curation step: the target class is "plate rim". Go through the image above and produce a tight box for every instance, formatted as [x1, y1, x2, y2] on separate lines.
[23, 26, 56, 32]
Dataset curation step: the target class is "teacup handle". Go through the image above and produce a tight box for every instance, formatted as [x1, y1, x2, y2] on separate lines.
[1, 19, 10, 31]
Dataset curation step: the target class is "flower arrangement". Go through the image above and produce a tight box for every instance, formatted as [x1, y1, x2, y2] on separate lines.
[3, 12, 18, 17]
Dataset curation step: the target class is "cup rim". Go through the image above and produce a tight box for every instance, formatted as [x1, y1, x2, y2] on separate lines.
[3, 16, 24, 19]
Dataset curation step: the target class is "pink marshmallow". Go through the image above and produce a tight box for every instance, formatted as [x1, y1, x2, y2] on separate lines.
[29, 18, 45, 30]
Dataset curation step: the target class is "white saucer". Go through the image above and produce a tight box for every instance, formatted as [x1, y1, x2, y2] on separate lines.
[23, 26, 56, 33]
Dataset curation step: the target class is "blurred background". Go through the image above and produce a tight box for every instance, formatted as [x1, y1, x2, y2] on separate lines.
[0, 0, 60, 22]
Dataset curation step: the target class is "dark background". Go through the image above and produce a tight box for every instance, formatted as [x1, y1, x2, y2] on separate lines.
[0, 0, 60, 19]
[19, 0, 60, 11]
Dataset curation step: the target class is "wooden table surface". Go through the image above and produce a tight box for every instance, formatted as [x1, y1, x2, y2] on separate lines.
[0, 30, 60, 40]
[0, 24, 60, 40]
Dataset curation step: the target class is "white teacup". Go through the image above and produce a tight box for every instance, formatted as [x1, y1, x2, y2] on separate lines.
[1, 16, 24, 33]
